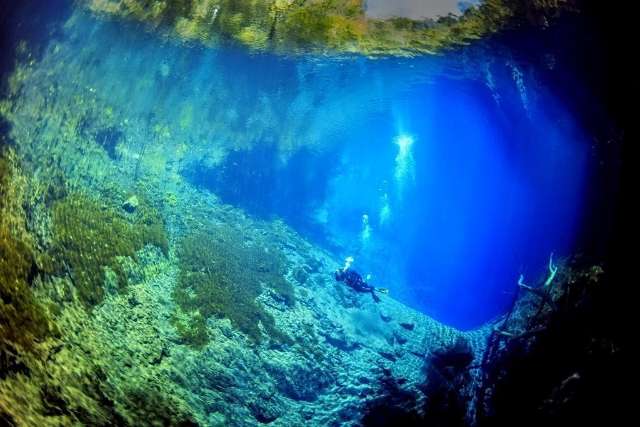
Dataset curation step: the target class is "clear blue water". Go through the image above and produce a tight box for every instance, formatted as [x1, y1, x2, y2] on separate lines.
[55, 13, 588, 329]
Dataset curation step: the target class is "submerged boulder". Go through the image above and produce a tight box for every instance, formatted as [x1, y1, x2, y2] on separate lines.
[248, 393, 285, 424]
[123, 195, 139, 213]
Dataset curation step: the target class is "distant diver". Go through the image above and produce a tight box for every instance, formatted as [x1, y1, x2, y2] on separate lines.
[334, 257, 388, 303]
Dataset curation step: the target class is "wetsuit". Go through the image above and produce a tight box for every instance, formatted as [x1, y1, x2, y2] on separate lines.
[335, 269, 380, 302]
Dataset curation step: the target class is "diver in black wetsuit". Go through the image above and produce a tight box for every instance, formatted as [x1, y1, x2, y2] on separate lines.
[334, 267, 387, 303]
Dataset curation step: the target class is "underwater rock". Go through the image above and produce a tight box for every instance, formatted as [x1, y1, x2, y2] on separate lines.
[123, 195, 140, 213]
[421, 337, 475, 426]
[430, 337, 474, 375]
[293, 266, 310, 285]
[400, 322, 415, 331]
[248, 393, 284, 424]
[266, 360, 333, 402]
[360, 337, 475, 426]
[394, 331, 408, 345]
[378, 350, 398, 362]
[360, 373, 424, 427]
[306, 258, 323, 273]
[323, 330, 361, 352]
[475, 263, 628, 425]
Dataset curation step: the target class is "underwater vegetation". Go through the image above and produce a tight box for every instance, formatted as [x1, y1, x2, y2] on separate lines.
[50, 193, 168, 307]
[0, 226, 50, 357]
[82, 0, 576, 55]
[1, 151, 200, 426]
[173, 222, 295, 347]
[0, 148, 52, 362]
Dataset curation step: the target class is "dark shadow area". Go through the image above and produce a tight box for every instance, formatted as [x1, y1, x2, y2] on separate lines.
[421, 337, 474, 427]
[94, 127, 124, 160]
[361, 338, 474, 427]
[485, 2, 634, 421]
[361, 262, 630, 426]
[476, 262, 629, 426]
[361, 372, 423, 427]
[0, 0, 72, 94]
[486, 0, 634, 286]
[0, 116, 11, 150]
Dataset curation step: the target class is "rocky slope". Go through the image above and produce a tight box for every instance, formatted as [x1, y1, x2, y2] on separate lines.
[0, 127, 489, 426]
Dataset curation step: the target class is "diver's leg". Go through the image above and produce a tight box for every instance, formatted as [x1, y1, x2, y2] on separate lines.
[371, 289, 380, 303]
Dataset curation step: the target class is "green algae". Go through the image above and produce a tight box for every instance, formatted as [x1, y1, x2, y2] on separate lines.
[1, 292, 200, 427]
[133, 193, 171, 257]
[173, 223, 295, 346]
[1, 152, 198, 425]
[0, 228, 51, 355]
[0, 150, 52, 361]
[173, 310, 210, 349]
[50, 193, 168, 308]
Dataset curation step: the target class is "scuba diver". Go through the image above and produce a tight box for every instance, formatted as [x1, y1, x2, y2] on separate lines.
[334, 257, 388, 303]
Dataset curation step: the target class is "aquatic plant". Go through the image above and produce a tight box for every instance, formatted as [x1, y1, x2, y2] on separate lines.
[173, 223, 295, 346]
[50, 193, 168, 307]
[0, 151, 52, 360]
[172, 310, 210, 349]
[1, 284, 200, 427]
[2, 151, 197, 424]
[134, 194, 171, 257]
[0, 228, 51, 354]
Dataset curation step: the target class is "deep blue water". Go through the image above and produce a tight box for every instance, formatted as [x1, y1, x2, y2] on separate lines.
[27, 11, 591, 329]
[310, 63, 588, 328]
[178, 44, 588, 329]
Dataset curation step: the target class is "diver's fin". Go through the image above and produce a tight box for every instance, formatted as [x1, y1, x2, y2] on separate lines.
[375, 287, 389, 294]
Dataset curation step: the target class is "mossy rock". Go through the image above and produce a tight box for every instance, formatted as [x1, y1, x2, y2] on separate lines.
[115, 385, 200, 426]
[173, 223, 294, 346]
[172, 310, 210, 349]
[0, 152, 11, 211]
[0, 149, 52, 368]
[0, 227, 51, 359]
[133, 194, 170, 257]
[50, 193, 169, 307]
[1, 153, 199, 425]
